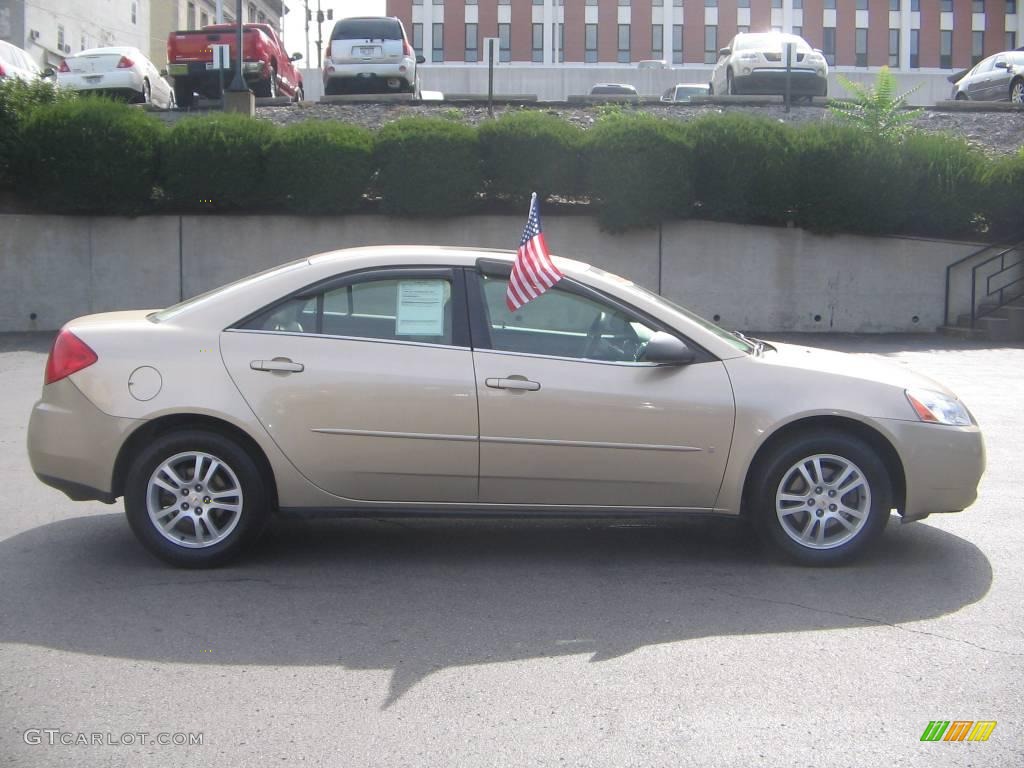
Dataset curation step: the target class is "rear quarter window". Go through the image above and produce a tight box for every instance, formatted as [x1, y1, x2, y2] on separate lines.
[332, 19, 402, 41]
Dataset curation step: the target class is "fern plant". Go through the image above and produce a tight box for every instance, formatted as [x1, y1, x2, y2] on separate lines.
[828, 66, 923, 140]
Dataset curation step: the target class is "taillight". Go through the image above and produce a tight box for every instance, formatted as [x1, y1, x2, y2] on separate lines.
[0, 64, 6, 77]
[57, 59, 70, 73]
[117, 55, 134, 69]
[44, 330, 98, 385]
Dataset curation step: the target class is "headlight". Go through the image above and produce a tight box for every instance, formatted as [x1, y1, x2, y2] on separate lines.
[906, 388, 973, 426]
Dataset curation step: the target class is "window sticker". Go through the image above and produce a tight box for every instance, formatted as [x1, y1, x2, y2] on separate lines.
[395, 280, 446, 336]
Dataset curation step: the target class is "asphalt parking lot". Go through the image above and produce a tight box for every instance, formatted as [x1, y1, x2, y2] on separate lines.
[0, 331, 1021, 768]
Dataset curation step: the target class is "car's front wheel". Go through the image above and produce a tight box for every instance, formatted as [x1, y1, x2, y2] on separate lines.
[124, 430, 270, 568]
[752, 431, 892, 565]
[1010, 78, 1024, 104]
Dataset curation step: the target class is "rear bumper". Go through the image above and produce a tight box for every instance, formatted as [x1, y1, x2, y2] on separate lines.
[733, 69, 827, 96]
[323, 59, 415, 86]
[878, 418, 986, 521]
[27, 378, 141, 503]
[57, 70, 143, 95]
[168, 61, 269, 85]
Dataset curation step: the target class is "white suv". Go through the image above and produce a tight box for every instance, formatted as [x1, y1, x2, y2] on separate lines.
[710, 32, 828, 99]
[323, 16, 423, 96]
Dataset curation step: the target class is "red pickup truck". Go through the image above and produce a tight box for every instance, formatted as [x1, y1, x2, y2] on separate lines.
[166, 23, 303, 107]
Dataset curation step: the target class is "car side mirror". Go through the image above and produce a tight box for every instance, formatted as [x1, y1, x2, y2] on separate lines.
[291, 52, 303, 62]
[639, 332, 696, 366]
[159, 68, 168, 77]
[718, 47, 731, 57]
[995, 60, 1008, 69]
[416, 54, 426, 64]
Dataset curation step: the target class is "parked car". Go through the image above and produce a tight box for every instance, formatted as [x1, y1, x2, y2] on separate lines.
[56, 47, 174, 108]
[27, 246, 985, 568]
[0, 40, 42, 82]
[637, 59, 669, 70]
[589, 83, 637, 96]
[710, 32, 828, 99]
[166, 23, 303, 108]
[661, 83, 711, 103]
[323, 16, 423, 96]
[952, 50, 1024, 103]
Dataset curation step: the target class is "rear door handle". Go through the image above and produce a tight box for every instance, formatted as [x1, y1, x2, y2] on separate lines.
[485, 377, 540, 391]
[250, 358, 304, 373]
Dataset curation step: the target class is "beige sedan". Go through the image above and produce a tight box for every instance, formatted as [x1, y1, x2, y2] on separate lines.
[27, 247, 985, 567]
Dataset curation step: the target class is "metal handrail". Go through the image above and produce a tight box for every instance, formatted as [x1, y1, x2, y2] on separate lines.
[944, 234, 1024, 327]
[973, 250, 1024, 324]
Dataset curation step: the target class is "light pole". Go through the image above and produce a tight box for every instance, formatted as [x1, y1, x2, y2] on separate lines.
[227, 0, 248, 92]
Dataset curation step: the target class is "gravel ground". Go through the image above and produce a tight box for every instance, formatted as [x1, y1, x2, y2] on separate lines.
[255, 101, 1024, 156]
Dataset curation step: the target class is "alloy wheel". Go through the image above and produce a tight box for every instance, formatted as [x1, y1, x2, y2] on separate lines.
[146, 451, 244, 549]
[774, 453, 871, 550]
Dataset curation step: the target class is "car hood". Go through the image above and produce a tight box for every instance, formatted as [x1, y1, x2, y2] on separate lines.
[760, 340, 958, 398]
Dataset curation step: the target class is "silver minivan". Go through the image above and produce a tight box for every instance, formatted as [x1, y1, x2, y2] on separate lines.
[322, 16, 424, 96]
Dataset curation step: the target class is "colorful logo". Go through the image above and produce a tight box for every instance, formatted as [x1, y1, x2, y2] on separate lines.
[920, 721, 997, 742]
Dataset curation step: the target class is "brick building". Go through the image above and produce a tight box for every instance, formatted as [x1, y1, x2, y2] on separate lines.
[385, 1, 1021, 71]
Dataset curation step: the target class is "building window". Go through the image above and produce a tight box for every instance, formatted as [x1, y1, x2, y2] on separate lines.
[940, 0, 952, 11]
[618, 24, 630, 63]
[738, 0, 749, 7]
[911, 0, 919, 10]
[825, 0, 836, 9]
[465, 24, 478, 63]
[772, 0, 781, 7]
[972, 31, 984, 65]
[257, 11, 265, 22]
[499, 23, 511, 63]
[792, 26, 802, 39]
[889, 0, 900, 9]
[940, 30, 952, 68]
[910, 29, 919, 68]
[707, 0, 718, 7]
[793, 0, 802, 7]
[857, 0, 867, 10]
[672, 24, 682, 64]
[652, 0, 662, 5]
[498, 0, 509, 4]
[620, 0, 631, 6]
[433, 23, 444, 63]
[187, 2, 196, 30]
[248, 3, 255, 23]
[465, 0, 477, 4]
[822, 27, 836, 66]
[57, 24, 65, 50]
[1006, 31, 1017, 52]
[704, 25, 717, 65]
[412, 23, 423, 56]
[131, 2, 137, 24]
[972, 0, 984, 11]
[586, 0, 597, 5]
[889, 29, 899, 67]
[855, 28, 867, 67]
[1007, 1, 1017, 14]
[585, 23, 598, 63]
[737, 25, 749, 34]
[80, 34, 86, 51]
[533, 0, 543, 5]
[532, 23, 543, 63]
[201, 10, 209, 27]
[652, 24, 663, 59]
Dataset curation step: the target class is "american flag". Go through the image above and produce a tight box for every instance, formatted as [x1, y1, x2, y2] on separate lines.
[506, 193, 563, 311]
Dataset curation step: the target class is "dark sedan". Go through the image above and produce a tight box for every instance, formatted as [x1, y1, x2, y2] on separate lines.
[952, 50, 1024, 103]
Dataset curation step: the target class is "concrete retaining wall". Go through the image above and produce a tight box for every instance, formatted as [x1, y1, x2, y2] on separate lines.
[0, 213, 985, 333]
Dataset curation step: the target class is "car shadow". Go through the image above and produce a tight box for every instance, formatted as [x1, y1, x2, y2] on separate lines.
[0, 514, 991, 708]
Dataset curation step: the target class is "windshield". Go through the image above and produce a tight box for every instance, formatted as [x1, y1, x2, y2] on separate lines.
[151, 259, 308, 323]
[579, 264, 757, 354]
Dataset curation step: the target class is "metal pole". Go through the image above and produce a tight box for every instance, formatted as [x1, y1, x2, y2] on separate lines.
[227, 0, 247, 91]
[316, 0, 324, 69]
[488, 38, 494, 118]
[216, 0, 223, 24]
[784, 42, 792, 113]
[304, 0, 311, 66]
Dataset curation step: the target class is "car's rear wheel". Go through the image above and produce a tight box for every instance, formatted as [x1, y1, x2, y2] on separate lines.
[173, 80, 194, 109]
[955, 91, 968, 101]
[752, 431, 891, 565]
[124, 430, 270, 568]
[140, 78, 151, 104]
[727, 70, 737, 95]
[1010, 78, 1024, 104]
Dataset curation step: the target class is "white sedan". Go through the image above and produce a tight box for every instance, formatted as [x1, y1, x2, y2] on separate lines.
[56, 46, 174, 109]
[0, 40, 42, 82]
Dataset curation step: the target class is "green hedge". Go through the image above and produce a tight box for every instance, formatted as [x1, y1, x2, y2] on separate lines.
[160, 114, 276, 211]
[374, 117, 480, 215]
[479, 110, 583, 204]
[585, 112, 693, 232]
[265, 121, 373, 214]
[4, 104, 1021, 243]
[0, 79, 76, 187]
[17, 97, 161, 213]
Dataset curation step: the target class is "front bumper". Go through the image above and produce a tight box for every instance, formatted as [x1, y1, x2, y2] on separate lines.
[878, 418, 986, 521]
[27, 378, 141, 503]
[733, 68, 827, 96]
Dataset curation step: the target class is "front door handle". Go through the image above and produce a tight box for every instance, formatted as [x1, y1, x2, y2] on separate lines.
[485, 377, 540, 391]
[251, 358, 304, 373]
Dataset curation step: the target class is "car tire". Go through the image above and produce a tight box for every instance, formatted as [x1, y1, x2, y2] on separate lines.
[727, 70, 737, 96]
[707, 82, 714, 96]
[955, 91, 968, 101]
[141, 79, 151, 104]
[124, 430, 271, 568]
[751, 430, 892, 566]
[255, 68, 278, 98]
[1010, 78, 1024, 104]
[173, 80, 194, 109]
[295, 85, 304, 103]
